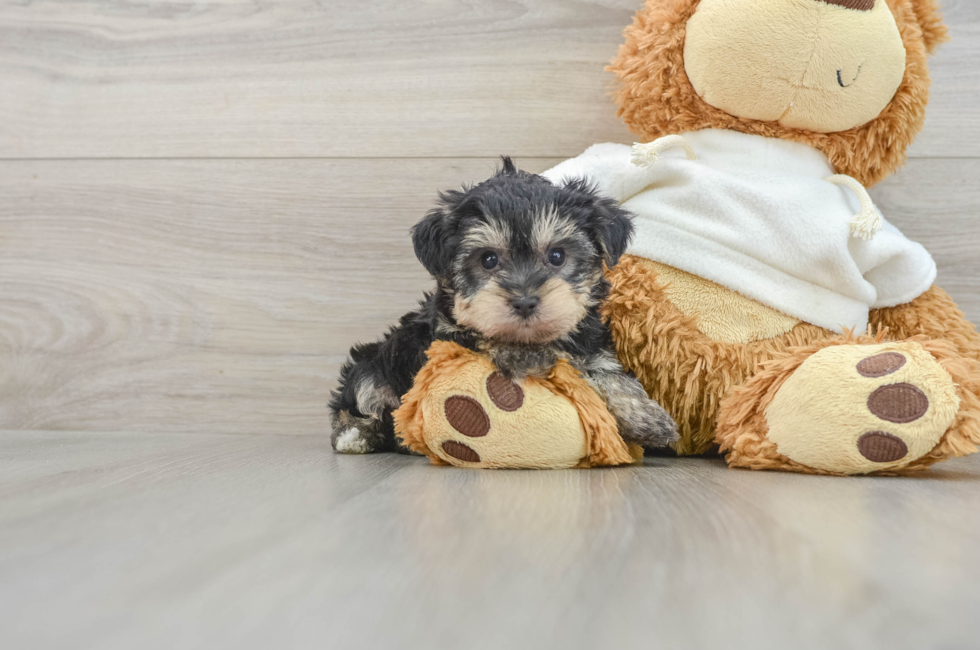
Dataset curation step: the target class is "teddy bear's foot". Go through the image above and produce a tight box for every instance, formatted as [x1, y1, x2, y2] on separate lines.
[765, 342, 958, 473]
[718, 337, 980, 475]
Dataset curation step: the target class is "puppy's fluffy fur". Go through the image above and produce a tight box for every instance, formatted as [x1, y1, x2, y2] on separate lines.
[330, 159, 677, 454]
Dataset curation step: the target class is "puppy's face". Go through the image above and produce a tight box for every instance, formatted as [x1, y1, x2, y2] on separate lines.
[412, 159, 633, 344]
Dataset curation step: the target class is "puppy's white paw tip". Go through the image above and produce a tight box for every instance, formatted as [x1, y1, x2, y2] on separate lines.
[334, 428, 370, 454]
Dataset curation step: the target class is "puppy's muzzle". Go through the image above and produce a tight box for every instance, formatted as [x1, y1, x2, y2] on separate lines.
[510, 295, 540, 319]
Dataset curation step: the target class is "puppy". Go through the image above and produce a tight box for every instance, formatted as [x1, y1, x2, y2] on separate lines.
[330, 159, 677, 454]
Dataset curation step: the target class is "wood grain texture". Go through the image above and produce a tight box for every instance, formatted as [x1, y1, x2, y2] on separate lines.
[0, 0, 635, 159]
[0, 0, 977, 159]
[1, 430, 978, 650]
[0, 157, 558, 433]
[2, 157, 978, 434]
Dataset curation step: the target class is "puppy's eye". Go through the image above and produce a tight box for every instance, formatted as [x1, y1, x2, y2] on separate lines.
[480, 251, 499, 270]
[548, 248, 566, 267]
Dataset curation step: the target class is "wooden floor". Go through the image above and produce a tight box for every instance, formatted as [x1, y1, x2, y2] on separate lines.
[3, 0, 980, 647]
[1, 430, 979, 650]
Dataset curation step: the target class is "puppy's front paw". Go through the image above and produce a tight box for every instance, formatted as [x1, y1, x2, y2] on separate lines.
[331, 411, 388, 454]
[614, 395, 679, 450]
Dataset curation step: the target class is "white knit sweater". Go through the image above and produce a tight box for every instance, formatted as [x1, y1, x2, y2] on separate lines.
[543, 129, 936, 334]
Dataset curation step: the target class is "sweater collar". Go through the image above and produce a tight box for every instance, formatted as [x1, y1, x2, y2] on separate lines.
[678, 129, 837, 179]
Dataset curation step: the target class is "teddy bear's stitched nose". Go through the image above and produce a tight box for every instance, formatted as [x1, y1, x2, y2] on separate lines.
[818, 0, 874, 10]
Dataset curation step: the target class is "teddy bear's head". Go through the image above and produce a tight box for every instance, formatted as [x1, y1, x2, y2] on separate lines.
[610, 0, 948, 186]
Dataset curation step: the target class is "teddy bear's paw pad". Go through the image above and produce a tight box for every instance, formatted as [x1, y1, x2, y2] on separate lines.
[866, 382, 929, 424]
[856, 352, 906, 378]
[765, 343, 959, 474]
[441, 440, 481, 463]
[486, 372, 524, 411]
[857, 431, 908, 463]
[444, 395, 490, 438]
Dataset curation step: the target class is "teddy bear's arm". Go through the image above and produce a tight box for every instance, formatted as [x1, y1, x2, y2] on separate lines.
[870, 285, 980, 363]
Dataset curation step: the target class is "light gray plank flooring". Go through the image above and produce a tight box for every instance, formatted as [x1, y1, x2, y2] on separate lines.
[1, 430, 978, 650]
[0, 0, 977, 159]
[2, 157, 979, 434]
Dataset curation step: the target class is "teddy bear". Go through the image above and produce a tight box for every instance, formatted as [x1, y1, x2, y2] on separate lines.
[538, 0, 980, 475]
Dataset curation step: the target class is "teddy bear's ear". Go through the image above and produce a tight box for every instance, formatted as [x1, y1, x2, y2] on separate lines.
[907, 0, 949, 55]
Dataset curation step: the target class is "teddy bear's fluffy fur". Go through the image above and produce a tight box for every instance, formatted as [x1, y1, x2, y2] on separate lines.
[598, 0, 980, 473]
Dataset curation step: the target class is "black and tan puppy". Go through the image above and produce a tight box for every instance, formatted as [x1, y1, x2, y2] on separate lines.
[330, 159, 677, 454]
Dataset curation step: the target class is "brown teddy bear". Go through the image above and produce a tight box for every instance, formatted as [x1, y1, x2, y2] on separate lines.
[541, 0, 980, 475]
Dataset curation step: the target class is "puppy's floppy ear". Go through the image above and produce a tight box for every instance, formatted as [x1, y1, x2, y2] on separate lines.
[412, 199, 457, 278]
[563, 178, 634, 267]
[412, 209, 450, 277]
[589, 197, 634, 267]
[412, 189, 481, 277]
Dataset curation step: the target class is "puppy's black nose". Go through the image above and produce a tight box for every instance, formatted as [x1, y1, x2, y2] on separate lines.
[511, 295, 540, 319]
